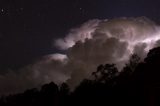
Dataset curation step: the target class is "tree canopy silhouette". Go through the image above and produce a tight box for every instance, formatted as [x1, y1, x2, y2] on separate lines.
[1, 47, 160, 106]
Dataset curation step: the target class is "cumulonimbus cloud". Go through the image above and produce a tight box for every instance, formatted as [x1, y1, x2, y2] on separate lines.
[1, 17, 160, 95]
[58, 17, 160, 88]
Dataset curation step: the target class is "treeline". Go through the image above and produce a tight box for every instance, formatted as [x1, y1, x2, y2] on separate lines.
[1, 47, 160, 106]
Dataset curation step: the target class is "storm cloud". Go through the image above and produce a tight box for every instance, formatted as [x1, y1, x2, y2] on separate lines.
[1, 17, 160, 95]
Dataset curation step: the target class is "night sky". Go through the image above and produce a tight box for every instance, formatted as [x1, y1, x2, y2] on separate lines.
[0, 0, 160, 70]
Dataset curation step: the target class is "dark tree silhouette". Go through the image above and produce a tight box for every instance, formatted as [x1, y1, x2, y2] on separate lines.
[2, 47, 160, 106]
[40, 82, 59, 106]
[126, 54, 141, 71]
[92, 64, 118, 83]
[59, 83, 70, 106]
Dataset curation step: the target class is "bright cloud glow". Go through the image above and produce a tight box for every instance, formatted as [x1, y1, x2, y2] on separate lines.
[1, 17, 160, 95]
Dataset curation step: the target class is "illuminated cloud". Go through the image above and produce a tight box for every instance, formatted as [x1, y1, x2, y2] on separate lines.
[0, 53, 69, 95]
[55, 17, 160, 88]
[1, 17, 160, 95]
[54, 19, 101, 50]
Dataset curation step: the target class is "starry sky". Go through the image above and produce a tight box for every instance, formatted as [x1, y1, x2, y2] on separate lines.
[0, 0, 160, 71]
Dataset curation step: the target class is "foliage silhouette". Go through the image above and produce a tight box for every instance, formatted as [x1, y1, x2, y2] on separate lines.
[1, 47, 160, 105]
[92, 64, 118, 83]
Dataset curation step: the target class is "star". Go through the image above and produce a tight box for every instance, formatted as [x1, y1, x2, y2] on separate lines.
[20, 8, 24, 11]
[79, 7, 85, 15]
[0, 9, 6, 15]
[1, 9, 4, 13]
